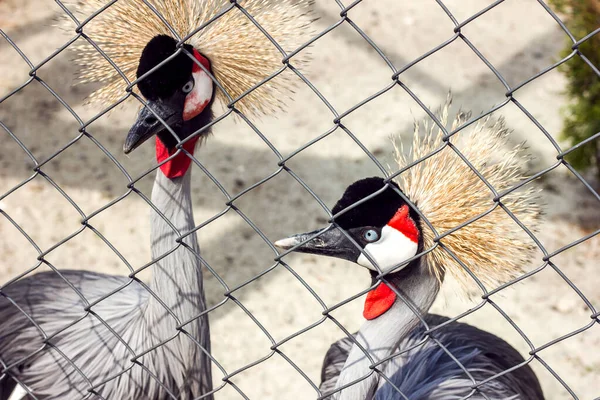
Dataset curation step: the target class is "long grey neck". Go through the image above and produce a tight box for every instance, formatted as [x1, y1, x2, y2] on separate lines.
[147, 168, 207, 323]
[334, 264, 440, 400]
[145, 168, 213, 398]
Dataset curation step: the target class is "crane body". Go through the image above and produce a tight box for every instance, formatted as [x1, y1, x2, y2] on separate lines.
[0, 0, 315, 397]
[0, 170, 211, 399]
[320, 314, 543, 400]
[276, 101, 545, 400]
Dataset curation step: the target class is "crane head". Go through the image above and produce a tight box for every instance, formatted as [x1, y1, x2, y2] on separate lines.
[277, 98, 543, 309]
[275, 177, 423, 319]
[124, 35, 215, 178]
[275, 177, 422, 272]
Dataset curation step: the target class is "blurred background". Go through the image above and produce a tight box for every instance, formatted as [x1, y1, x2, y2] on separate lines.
[0, 0, 599, 398]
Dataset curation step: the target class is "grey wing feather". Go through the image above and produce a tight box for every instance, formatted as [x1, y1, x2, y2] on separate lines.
[1, 269, 211, 400]
[0, 376, 16, 400]
[0, 270, 148, 399]
[320, 335, 354, 395]
[319, 314, 544, 400]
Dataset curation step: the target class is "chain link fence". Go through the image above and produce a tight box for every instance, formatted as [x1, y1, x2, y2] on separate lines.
[0, 0, 599, 399]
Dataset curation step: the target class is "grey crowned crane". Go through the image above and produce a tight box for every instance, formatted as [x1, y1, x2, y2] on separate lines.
[276, 103, 545, 400]
[0, 0, 314, 398]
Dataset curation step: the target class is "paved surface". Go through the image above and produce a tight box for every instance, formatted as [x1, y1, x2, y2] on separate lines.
[0, 0, 598, 398]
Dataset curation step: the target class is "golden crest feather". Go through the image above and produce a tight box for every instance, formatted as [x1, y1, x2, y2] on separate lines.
[61, 0, 315, 115]
[392, 97, 541, 293]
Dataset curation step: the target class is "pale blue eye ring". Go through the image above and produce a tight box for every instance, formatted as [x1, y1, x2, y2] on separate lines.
[363, 229, 379, 242]
[182, 79, 195, 93]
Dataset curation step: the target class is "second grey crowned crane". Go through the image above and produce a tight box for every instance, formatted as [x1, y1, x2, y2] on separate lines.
[276, 103, 545, 400]
[0, 0, 315, 398]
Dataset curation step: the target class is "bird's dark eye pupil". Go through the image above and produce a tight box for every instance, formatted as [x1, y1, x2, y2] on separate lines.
[364, 229, 379, 242]
[182, 80, 194, 93]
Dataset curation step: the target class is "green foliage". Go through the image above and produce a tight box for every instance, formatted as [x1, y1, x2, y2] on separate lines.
[549, 0, 600, 174]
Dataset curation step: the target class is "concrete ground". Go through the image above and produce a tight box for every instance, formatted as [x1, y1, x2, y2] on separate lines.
[0, 0, 599, 399]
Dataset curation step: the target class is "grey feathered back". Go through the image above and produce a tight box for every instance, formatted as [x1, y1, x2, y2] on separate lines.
[0, 171, 212, 399]
[320, 314, 543, 400]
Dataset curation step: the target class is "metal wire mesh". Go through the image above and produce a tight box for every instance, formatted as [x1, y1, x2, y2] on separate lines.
[0, 0, 599, 399]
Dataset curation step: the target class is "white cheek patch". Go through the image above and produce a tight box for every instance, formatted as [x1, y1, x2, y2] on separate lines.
[357, 225, 419, 271]
[183, 69, 213, 121]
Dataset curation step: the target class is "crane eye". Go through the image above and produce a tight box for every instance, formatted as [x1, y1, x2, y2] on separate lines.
[182, 79, 194, 93]
[363, 229, 379, 243]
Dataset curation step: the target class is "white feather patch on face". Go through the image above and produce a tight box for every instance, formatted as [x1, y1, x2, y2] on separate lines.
[183, 69, 213, 121]
[357, 225, 419, 271]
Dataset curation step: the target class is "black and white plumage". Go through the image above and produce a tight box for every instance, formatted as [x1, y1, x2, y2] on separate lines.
[276, 105, 545, 400]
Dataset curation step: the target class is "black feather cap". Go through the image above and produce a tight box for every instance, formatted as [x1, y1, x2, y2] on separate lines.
[136, 35, 195, 101]
[332, 177, 420, 230]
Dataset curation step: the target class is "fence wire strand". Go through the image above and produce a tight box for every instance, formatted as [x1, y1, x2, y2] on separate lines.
[0, 0, 599, 399]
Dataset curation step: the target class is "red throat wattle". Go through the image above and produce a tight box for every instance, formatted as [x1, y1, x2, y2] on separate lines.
[156, 136, 200, 179]
[363, 204, 419, 320]
[363, 283, 396, 320]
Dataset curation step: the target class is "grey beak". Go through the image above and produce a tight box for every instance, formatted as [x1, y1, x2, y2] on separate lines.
[274, 228, 361, 262]
[124, 100, 180, 154]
